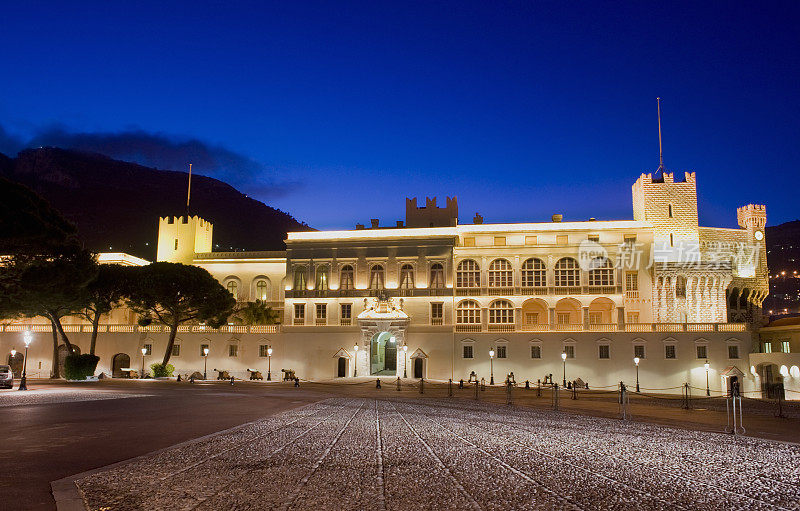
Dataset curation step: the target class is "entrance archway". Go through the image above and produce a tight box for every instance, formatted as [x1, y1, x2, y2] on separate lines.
[414, 358, 424, 378]
[112, 353, 131, 378]
[370, 331, 397, 375]
[337, 357, 348, 378]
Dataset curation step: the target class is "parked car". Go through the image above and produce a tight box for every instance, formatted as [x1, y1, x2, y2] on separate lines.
[0, 365, 13, 389]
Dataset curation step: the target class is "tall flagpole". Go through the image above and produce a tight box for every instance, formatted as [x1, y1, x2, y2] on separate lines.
[656, 97, 664, 174]
[186, 163, 192, 217]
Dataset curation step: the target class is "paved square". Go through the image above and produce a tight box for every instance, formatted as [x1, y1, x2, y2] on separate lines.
[76, 397, 800, 510]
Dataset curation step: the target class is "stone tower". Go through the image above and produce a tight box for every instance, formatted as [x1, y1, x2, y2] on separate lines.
[156, 216, 213, 264]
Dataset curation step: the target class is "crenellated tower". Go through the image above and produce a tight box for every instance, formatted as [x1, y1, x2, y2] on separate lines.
[156, 215, 213, 264]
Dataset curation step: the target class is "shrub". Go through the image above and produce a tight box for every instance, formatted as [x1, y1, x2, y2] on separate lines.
[150, 362, 175, 377]
[64, 354, 100, 380]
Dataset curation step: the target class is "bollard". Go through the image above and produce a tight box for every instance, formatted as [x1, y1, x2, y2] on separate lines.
[552, 383, 559, 411]
[525, 380, 530, 390]
[537, 379, 541, 397]
[572, 380, 577, 400]
[396, 377, 401, 391]
[506, 381, 513, 406]
[448, 378, 453, 397]
[619, 382, 629, 420]
[177, 374, 182, 382]
[189, 375, 195, 384]
[459, 379, 464, 389]
[480, 377, 486, 391]
[376, 378, 382, 389]
[682, 382, 692, 410]
[419, 378, 424, 394]
[474, 379, 479, 400]
[230, 376, 235, 386]
[294, 377, 300, 387]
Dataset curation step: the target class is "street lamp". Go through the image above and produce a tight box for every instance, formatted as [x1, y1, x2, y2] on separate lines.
[634, 356, 640, 392]
[267, 346, 273, 381]
[203, 347, 210, 380]
[402, 345, 408, 378]
[561, 351, 567, 387]
[704, 360, 710, 396]
[140, 347, 147, 379]
[353, 344, 359, 377]
[489, 348, 495, 385]
[18, 331, 32, 391]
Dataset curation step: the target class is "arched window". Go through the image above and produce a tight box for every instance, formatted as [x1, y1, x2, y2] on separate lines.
[489, 300, 514, 324]
[456, 260, 480, 288]
[488, 259, 513, 287]
[588, 258, 614, 286]
[339, 265, 354, 290]
[521, 258, 546, 287]
[226, 280, 238, 297]
[456, 300, 481, 324]
[554, 258, 580, 287]
[369, 265, 385, 290]
[256, 280, 269, 301]
[399, 264, 415, 289]
[293, 267, 306, 290]
[315, 266, 329, 290]
[429, 263, 445, 289]
[676, 276, 687, 298]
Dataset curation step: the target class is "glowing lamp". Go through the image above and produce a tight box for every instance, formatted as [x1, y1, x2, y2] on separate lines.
[489, 349, 495, 359]
[634, 357, 640, 366]
[141, 347, 147, 356]
[10, 349, 16, 358]
[561, 352, 567, 361]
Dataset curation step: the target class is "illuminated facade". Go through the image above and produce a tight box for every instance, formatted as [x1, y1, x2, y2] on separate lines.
[3, 172, 792, 399]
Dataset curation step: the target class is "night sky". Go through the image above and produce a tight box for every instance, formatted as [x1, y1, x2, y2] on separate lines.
[1, 1, 798, 230]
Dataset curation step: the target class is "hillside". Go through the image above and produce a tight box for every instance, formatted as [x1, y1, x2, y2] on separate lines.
[763, 220, 800, 315]
[0, 147, 310, 260]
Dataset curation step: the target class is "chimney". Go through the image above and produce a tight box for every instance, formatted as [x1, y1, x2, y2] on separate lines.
[370, 219, 379, 228]
[473, 212, 483, 224]
[396, 220, 404, 227]
[356, 223, 365, 230]
[552, 214, 563, 222]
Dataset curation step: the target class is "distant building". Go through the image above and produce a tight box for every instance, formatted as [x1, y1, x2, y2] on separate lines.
[3, 171, 791, 399]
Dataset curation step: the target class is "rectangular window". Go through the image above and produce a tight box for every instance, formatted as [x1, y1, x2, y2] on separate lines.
[496, 345, 507, 359]
[463, 237, 475, 247]
[598, 345, 610, 359]
[588, 235, 600, 243]
[668, 204, 673, 218]
[623, 234, 637, 245]
[200, 344, 209, 357]
[781, 341, 791, 353]
[494, 236, 506, 246]
[294, 303, 305, 324]
[341, 303, 352, 320]
[563, 345, 575, 358]
[431, 303, 443, 324]
[143, 343, 152, 356]
[557, 312, 571, 325]
[525, 235, 537, 245]
[174, 239, 178, 250]
[229, 344, 238, 357]
[763, 342, 772, 353]
[625, 272, 638, 291]
[696, 345, 707, 359]
[665, 344, 676, 359]
[463, 345, 473, 359]
[259, 345, 270, 357]
[588, 312, 602, 325]
[171, 344, 181, 357]
[728, 345, 739, 359]
[316, 303, 327, 319]
[634, 345, 645, 359]
[556, 234, 568, 245]
[525, 312, 538, 324]
[626, 312, 640, 323]
[530, 345, 541, 359]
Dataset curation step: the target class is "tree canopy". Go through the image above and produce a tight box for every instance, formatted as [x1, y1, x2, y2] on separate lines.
[124, 262, 236, 365]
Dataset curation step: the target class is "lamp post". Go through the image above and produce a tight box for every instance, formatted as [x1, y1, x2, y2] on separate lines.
[267, 346, 273, 381]
[353, 344, 359, 377]
[203, 347, 209, 380]
[704, 360, 710, 396]
[561, 351, 567, 387]
[19, 331, 32, 391]
[402, 345, 408, 378]
[489, 348, 495, 385]
[634, 356, 640, 392]
[140, 347, 147, 379]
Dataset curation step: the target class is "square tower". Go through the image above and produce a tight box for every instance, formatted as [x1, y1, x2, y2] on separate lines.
[156, 216, 213, 264]
[632, 172, 699, 260]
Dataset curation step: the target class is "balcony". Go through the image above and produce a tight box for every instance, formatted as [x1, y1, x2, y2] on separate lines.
[340, 318, 352, 326]
[315, 318, 327, 326]
[293, 318, 305, 326]
[431, 318, 443, 326]
[487, 324, 515, 333]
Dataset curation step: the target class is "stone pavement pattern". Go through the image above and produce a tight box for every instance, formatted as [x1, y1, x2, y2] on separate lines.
[77, 397, 800, 510]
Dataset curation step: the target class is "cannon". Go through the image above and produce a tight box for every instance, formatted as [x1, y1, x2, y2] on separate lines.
[247, 368, 264, 380]
[214, 369, 231, 380]
[281, 368, 296, 381]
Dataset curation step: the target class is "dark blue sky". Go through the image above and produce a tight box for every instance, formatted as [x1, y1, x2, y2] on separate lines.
[1, 1, 798, 229]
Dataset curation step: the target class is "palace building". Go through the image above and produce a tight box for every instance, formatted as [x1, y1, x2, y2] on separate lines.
[3, 171, 795, 399]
